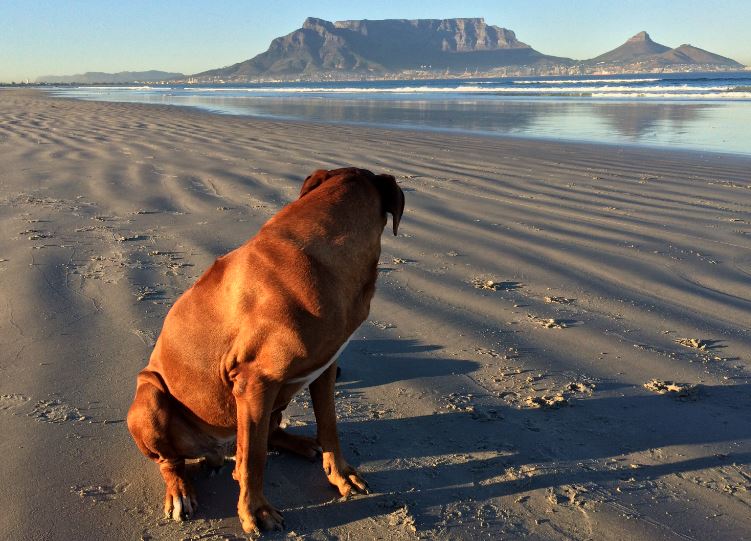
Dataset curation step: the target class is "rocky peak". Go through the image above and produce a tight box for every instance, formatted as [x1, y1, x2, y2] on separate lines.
[302, 17, 335, 33]
[628, 31, 653, 42]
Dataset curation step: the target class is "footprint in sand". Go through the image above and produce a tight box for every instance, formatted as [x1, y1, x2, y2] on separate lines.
[472, 278, 522, 291]
[525, 395, 568, 409]
[564, 381, 595, 394]
[644, 379, 699, 400]
[135, 286, 166, 302]
[544, 296, 575, 304]
[527, 314, 571, 329]
[386, 505, 417, 533]
[674, 338, 717, 350]
[0, 393, 30, 413]
[114, 233, 147, 242]
[29, 398, 88, 423]
[20, 229, 53, 240]
[370, 320, 396, 330]
[71, 483, 129, 503]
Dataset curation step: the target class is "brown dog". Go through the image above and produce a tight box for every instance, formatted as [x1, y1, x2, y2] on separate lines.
[127, 168, 404, 534]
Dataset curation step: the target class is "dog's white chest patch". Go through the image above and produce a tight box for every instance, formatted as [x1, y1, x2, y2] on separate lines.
[286, 336, 352, 386]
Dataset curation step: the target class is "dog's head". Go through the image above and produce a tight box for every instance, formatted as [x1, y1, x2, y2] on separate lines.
[300, 168, 405, 236]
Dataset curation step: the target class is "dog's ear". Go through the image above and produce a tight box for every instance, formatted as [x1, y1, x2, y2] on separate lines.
[299, 169, 330, 198]
[374, 174, 405, 236]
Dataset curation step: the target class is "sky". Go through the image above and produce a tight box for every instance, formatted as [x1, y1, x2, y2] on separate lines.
[1, 0, 749, 82]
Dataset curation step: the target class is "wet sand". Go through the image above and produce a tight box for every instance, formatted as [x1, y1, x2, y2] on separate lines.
[1, 88, 750, 540]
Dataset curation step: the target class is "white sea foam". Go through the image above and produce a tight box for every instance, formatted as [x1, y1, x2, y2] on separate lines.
[590, 91, 751, 99]
[181, 84, 743, 97]
[76, 86, 173, 91]
[185, 84, 739, 94]
[512, 78, 662, 84]
[62, 82, 751, 102]
[473, 84, 736, 93]
[190, 86, 488, 93]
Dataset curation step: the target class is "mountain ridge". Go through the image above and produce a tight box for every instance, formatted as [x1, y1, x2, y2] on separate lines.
[194, 17, 572, 80]
[587, 31, 743, 69]
[193, 21, 743, 81]
[36, 70, 185, 84]
[34, 20, 745, 83]
[588, 31, 671, 64]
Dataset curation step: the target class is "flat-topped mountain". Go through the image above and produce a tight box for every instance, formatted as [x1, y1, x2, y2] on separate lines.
[587, 31, 743, 68]
[195, 17, 570, 80]
[36, 70, 184, 84]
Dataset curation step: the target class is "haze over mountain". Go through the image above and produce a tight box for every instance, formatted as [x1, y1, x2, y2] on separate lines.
[35, 70, 184, 84]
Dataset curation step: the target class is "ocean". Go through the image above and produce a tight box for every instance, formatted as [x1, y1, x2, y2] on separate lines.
[48, 72, 751, 155]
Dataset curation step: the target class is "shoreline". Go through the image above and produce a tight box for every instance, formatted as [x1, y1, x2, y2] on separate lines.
[1, 88, 750, 540]
[38, 87, 751, 161]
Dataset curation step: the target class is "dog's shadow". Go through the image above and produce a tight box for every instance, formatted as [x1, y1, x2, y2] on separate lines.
[337, 338, 477, 390]
[190, 338, 480, 522]
[187, 339, 751, 537]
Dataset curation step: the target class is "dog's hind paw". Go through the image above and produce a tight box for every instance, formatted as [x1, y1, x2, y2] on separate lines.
[269, 429, 322, 460]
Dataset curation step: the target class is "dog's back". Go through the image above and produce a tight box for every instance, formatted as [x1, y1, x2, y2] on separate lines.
[144, 169, 395, 424]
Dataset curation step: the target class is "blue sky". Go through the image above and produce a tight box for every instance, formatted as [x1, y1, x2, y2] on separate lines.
[1, 0, 749, 81]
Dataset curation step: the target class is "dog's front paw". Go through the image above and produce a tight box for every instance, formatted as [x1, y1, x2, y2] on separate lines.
[323, 453, 369, 498]
[239, 500, 284, 535]
[163, 476, 197, 521]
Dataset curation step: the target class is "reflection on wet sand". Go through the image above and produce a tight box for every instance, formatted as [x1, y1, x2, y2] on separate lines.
[179, 95, 712, 137]
[64, 90, 751, 154]
[589, 102, 710, 138]
[182, 96, 545, 134]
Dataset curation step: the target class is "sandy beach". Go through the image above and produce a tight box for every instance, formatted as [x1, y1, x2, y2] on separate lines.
[1, 88, 751, 540]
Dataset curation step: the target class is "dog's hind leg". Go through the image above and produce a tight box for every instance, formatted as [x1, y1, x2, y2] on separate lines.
[268, 408, 322, 459]
[127, 370, 198, 521]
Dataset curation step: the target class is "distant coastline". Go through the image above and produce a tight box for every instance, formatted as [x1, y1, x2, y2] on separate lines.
[4, 66, 747, 86]
[174, 64, 750, 85]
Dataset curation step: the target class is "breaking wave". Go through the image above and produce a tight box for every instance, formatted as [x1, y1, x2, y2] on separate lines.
[511, 78, 662, 84]
[179, 84, 751, 99]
